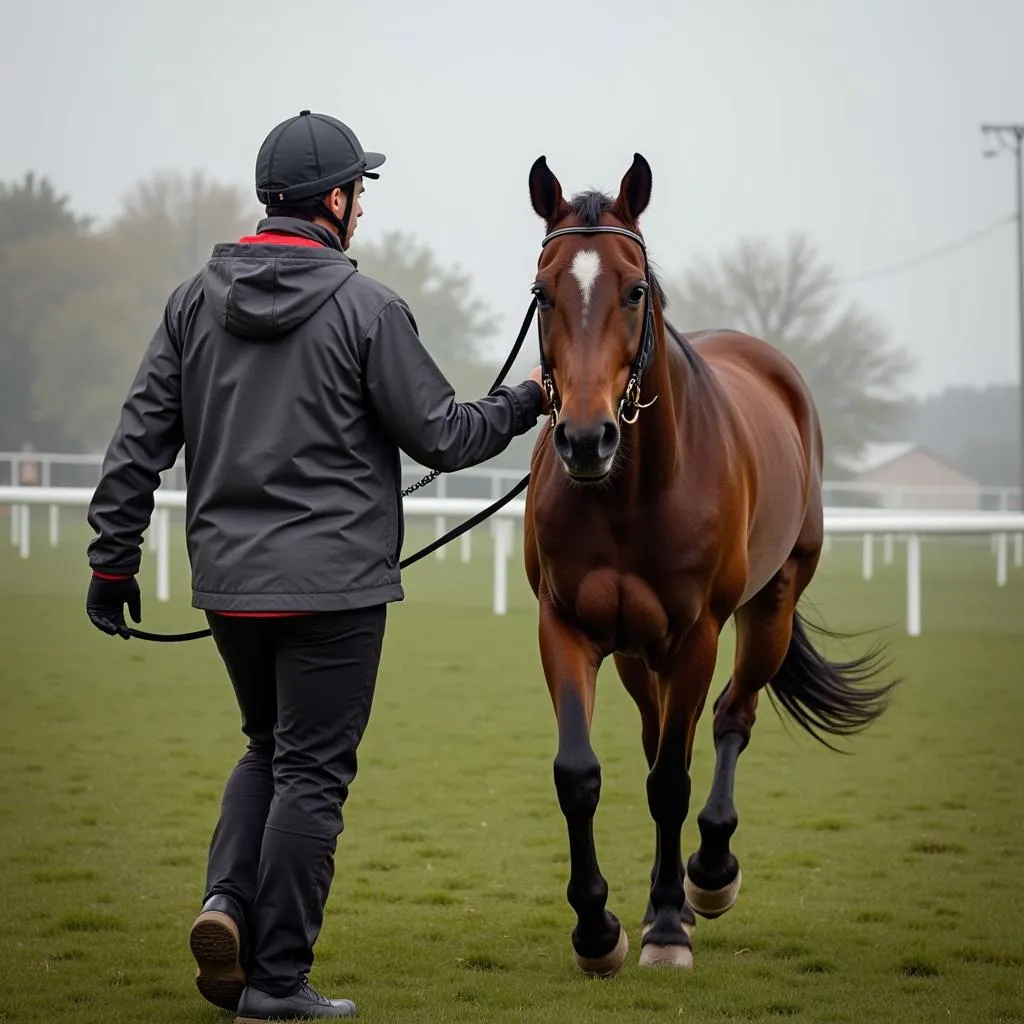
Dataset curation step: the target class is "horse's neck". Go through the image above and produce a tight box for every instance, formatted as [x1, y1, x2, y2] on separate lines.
[621, 310, 689, 499]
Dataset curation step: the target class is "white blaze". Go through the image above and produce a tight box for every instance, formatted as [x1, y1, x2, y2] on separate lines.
[570, 249, 601, 315]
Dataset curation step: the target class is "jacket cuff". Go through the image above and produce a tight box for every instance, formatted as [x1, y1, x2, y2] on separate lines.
[91, 569, 136, 581]
[499, 381, 545, 432]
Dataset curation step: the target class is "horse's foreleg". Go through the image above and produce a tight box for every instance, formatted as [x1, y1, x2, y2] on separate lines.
[614, 653, 696, 942]
[685, 559, 801, 919]
[540, 599, 627, 978]
[640, 614, 720, 968]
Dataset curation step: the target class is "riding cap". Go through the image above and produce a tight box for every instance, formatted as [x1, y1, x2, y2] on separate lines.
[255, 110, 386, 205]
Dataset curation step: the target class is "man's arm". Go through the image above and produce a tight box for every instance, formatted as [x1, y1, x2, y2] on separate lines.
[363, 298, 544, 473]
[86, 297, 185, 576]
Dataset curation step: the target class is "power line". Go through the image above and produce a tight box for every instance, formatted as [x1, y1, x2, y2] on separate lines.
[834, 212, 1015, 286]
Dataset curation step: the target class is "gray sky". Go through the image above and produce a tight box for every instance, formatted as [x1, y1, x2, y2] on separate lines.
[3, 0, 1022, 399]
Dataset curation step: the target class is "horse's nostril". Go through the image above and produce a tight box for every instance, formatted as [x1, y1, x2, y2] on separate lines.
[553, 422, 571, 458]
[598, 421, 620, 459]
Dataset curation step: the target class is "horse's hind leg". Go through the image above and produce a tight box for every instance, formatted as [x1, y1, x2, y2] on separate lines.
[614, 653, 696, 943]
[540, 600, 628, 978]
[684, 553, 812, 918]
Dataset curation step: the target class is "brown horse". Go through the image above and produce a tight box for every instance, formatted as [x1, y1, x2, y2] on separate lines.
[522, 153, 896, 976]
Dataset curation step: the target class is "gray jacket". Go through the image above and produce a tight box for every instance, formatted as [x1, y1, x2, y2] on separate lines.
[86, 218, 543, 611]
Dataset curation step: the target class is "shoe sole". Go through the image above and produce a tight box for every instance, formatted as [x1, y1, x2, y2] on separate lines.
[234, 999, 358, 1021]
[234, 1013, 356, 1022]
[189, 910, 245, 1011]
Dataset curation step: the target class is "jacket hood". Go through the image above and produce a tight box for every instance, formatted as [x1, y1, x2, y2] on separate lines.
[201, 218, 357, 340]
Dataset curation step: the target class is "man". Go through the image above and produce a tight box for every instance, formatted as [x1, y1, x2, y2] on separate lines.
[85, 109, 546, 1021]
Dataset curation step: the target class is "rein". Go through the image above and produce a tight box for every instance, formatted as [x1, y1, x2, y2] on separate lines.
[127, 222, 659, 644]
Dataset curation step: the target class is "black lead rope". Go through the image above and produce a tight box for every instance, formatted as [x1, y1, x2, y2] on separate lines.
[127, 299, 542, 643]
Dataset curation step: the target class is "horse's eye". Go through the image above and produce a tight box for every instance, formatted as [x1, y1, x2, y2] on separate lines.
[626, 285, 647, 307]
[532, 284, 553, 309]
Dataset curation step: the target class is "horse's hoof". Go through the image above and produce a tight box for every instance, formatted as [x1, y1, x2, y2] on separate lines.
[684, 868, 742, 919]
[638, 942, 693, 968]
[574, 925, 628, 978]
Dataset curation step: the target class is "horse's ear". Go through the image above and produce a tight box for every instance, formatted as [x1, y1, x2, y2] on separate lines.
[614, 152, 652, 224]
[529, 155, 568, 226]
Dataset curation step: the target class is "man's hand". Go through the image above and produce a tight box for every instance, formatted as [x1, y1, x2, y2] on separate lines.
[528, 365, 551, 415]
[86, 574, 142, 639]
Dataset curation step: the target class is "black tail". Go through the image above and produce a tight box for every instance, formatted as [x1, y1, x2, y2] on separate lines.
[765, 610, 899, 752]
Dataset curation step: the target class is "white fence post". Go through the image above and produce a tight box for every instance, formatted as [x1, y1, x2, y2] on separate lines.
[493, 520, 512, 616]
[1015, 533, 1023, 569]
[8, 455, 17, 546]
[460, 530, 471, 564]
[156, 508, 170, 602]
[862, 533, 873, 581]
[907, 534, 921, 637]
[19, 504, 29, 559]
[996, 533, 1008, 587]
[489, 476, 501, 547]
[41, 455, 59, 548]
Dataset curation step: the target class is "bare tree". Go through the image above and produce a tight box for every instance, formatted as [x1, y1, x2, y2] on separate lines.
[664, 233, 914, 473]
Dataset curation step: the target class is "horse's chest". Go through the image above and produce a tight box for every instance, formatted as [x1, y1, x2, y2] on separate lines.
[547, 564, 683, 655]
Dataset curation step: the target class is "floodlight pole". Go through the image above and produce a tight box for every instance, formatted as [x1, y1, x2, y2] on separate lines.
[981, 123, 1024, 504]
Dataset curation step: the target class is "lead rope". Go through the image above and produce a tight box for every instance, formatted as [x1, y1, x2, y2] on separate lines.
[128, 298, 542, 643]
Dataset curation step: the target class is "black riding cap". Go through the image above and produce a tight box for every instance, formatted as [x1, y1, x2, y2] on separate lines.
[255, 110, 386, 204]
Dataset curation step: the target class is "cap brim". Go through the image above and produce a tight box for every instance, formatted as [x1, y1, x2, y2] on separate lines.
[362, 152, 386, 179]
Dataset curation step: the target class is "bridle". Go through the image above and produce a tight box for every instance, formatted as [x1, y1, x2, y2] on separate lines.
[533, 224, 658, 428]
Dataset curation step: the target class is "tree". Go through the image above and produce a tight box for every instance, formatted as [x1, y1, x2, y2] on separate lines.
[663, 234, 914, 474]
[0, 172, 93, 449]
[27, 244, 148, 450]
[0, 171, 91, 247]
[352, 231, 500, 395]
[109, 170, 257, 306]
[15, 171, 256, 451]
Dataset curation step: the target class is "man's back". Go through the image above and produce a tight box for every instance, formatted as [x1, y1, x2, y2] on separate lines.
[87, 218, 543, 612]
[180, 221, 403, 612]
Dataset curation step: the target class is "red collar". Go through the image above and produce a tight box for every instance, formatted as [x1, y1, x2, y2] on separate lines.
[237, 232, 323, 248]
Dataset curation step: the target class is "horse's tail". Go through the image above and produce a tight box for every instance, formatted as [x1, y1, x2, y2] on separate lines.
[765, 610, 899, 752]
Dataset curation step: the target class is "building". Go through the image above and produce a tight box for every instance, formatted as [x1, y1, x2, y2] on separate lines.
[832, 442, 982, 510]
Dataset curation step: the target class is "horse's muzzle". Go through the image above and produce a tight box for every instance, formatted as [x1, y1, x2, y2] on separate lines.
[553, 418, 620, 480]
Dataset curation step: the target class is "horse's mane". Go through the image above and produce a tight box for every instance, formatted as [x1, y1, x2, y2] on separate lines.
[568, 190, 708, 376]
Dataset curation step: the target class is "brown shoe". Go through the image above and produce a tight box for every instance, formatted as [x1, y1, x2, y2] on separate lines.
[189, 895, 247, 1010]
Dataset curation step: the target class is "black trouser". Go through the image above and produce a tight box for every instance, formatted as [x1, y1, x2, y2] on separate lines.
[202, 606, 387, 997]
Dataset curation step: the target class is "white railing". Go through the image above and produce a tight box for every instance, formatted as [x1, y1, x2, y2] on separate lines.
[3, 486, 1023, 637]
[3, 450, 1021, 512]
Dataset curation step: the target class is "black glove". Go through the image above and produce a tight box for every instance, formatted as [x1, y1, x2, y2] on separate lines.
[86, 574, 142, 639]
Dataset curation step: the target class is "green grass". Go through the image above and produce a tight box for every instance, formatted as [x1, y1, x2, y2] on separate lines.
[1, 513, 1023, 1022]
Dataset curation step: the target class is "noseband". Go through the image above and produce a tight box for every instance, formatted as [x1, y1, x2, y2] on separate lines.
[533, 224, 658, 427]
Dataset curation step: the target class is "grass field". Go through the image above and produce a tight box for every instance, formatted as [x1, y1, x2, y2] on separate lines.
[1, 513, 1023, 1023]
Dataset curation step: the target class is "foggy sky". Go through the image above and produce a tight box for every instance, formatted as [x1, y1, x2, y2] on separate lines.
[3, 0, 1023, 399]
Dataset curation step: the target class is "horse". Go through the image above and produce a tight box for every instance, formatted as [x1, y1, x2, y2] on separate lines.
[522, 153, 897, 976]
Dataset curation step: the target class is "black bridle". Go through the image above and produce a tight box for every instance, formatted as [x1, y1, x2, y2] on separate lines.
[534, 224, 658, 428]
[127, 222, 660, 643]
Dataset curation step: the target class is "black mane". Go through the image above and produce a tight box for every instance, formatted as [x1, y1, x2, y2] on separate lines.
[568, 189, 615, 227]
